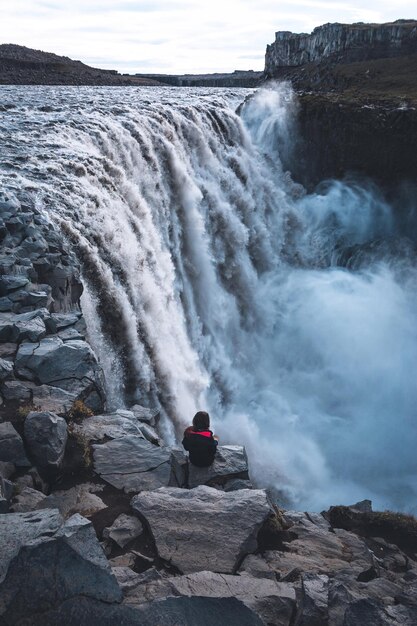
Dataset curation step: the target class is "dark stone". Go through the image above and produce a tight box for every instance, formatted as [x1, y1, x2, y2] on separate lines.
[24, 411, 68, 468]
[0, 421, 30, 466]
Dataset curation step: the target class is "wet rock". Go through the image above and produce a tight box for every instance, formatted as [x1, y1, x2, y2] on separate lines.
[24, 411, 68, 468]
[0, 510, 122, 623]
[0, 343, 17, 359]
[103, 514, 143, 548]
[0, 421, 30, 466]
[188, 445, 249, 488]
[126, 569, 296, 624]
[50, 311, 82, 331]
[37, 483, 106, 519]
[11, 486, 47, 512]
[31, 384, 77, 414]
[224, 478, 253, 491]
[131, 485, 272, 574]
[0, 476, 13, 513]
[93, 436, 172, 493]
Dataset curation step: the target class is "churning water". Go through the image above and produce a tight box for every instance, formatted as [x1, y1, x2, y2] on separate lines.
[1, 84, 416, 512]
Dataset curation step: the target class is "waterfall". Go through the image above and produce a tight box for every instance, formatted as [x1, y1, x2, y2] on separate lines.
[1, 84, 416, 512]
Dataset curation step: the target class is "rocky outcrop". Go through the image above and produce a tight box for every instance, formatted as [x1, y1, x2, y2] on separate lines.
[265, 20, 417, 75]
[0, 195, 106, 413]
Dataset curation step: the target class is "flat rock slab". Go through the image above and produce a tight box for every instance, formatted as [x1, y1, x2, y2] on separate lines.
[188, 445, 249, 488]
[0, 421, 30, 467]
[131, 485, 272, 574]
[0, 510, 122, 624]
[93, 436, 172, 493]
[74, 412, 145, 442]
[126, 570, 296, 625]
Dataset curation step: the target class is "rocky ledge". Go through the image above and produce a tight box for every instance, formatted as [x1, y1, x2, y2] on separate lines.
[1, 195, 417, 625]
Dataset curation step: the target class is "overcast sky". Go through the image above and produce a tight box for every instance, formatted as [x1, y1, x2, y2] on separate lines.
[2, 1, 416, 74]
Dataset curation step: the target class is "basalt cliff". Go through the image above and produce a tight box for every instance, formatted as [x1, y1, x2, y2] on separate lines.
[264, 20, 417, 190]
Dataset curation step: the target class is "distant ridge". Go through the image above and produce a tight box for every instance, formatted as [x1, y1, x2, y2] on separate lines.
[0, 44, 161, 85]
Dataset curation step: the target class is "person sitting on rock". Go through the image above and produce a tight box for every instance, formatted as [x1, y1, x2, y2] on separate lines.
[182, 411, 219, 467]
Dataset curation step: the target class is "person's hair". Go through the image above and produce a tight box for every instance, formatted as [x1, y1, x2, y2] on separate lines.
[192, 411, 210, 431]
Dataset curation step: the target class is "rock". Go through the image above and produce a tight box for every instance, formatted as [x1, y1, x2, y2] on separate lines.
[0, 275, 29, 295]
[11, 486, 47, 512]
[126, 569, 296, 625]
[15, 337, 105, 411]
[0, 476, 13, 513]
[0, 311, 46, 342]
[169, 446, 188, 488]
[295, 573, 329, 625]
[112, 566, 146, 591]
[224, 478, 253, 491]
[74, 411, 145, 442]
[24, 411, 68, 468]
[32, 384, 77, 414]
[37, 483, 106, 519]
[348, 499, 373, 513]
[24, 595, 265, 626]
[131, 485, 272, 574]
[138, 422, 163, 446]
[109, 553, 137, 568]
[239, 553, 279, 580]
[188, 445, 249, 488]
[0, 343, 17, 358]
[1, 379, 35, 402]
[50, 311, 81, 331]
[103, 514, 143, 548]
[0, 510, 122, 623]
[58, 326, 85, 341]
[130, 404, 159, 426]
[0, 358, 14, 381]
[0, 460, 15, 479]
[0, 421, 30, 466]
[93, 436, 173, 493]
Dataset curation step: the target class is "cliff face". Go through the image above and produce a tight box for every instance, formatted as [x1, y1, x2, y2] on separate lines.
[289, 95, 417, 191]
[265, 20, 417, 76]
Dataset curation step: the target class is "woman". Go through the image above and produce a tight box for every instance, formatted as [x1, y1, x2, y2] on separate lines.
[182, 411, 219, 467]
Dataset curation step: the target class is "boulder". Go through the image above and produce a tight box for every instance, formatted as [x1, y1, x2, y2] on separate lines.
[37, 483, 107, 519]
[32, 384, 77, 414]
[24, 411, 68, 468]
[93, 436, 173, 493]
[131, 485, 272, 574]
[50, 312, 81, 331]
[0, 476, 13, 513]
[11, 486, 47, 512]
[0, 510, 122, 624]
[103, 514, 143, 548]
[0, 421, 30, 466]
[15, 337, 105, 411]
[125, 569, 296, 625]
[187, 445, 249, 488]
[138, 423, 163, 446]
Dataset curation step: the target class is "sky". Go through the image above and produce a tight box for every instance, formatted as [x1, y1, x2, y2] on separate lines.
[1, 0, 416, 74]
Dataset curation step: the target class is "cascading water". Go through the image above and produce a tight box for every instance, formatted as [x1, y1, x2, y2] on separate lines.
[1, 84, 416, 512]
